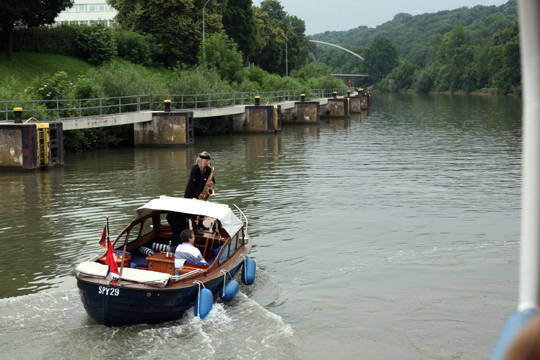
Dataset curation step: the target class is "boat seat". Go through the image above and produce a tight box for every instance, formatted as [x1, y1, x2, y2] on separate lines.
[130, 253, 149, 268]
[212, 246, 222, 260]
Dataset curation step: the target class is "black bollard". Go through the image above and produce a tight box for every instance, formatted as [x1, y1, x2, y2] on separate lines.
[255, 96, 260, 106]
[300, 94, 306, 102]
[164, 100, 171, 112]
[14, 107, 22, 123]
[333, 92, 337, 99]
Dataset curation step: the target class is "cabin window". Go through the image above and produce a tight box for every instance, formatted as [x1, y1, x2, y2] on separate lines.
[230, 234, 238, 254]
[238, 227, 245, 245]
[219, 244, 230, 265]
[159, 213, 170, 228]
[140, 217, 153, 237]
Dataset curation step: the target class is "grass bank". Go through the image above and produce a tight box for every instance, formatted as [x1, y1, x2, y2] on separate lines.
[0, 52, 93, 84]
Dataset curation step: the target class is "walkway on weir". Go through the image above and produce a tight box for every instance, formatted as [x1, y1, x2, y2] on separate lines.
[1, 88, 347, 130]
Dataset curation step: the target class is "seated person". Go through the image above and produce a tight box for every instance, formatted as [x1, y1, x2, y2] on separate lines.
[174, 229, 209, 269]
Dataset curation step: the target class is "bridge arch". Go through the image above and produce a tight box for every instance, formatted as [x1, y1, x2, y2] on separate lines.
[309, 40, 364, 61]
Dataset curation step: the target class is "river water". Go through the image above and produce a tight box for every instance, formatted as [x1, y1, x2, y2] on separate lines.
[0, 93, 522, 359]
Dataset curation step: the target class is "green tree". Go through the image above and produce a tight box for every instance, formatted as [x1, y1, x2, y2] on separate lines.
[386, 60, 419, 91]
[291, 62, 332, 80]
[222, 0, 256, 62]
[489, 21, 520, 93]
[363, 37, 398, 80]
[108, 0, 225, 67]
[199, 31, 244, 83]
[433, 24, 474, 91]
[259, 0, 287, 22]
[283, 15, 308, 74]
[76, 23, 117, 65]
[0, 0, 72, 58]
[114, 28, 162, 66]
[250, 0, 308, 75]
[251, 6, 286, 73]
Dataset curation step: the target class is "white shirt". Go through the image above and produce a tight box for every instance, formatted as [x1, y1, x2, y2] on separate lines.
[174, 242, 208, 268]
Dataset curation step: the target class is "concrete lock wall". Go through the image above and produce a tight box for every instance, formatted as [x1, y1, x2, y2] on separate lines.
[134, 111, 194, 146]
[0, 124, 47, 170]
[0, 122, 63, 170]
[286, 102, 320, 124]
[324, 99, 350, 118]
[361, 93, 373, 110]
[240, 106, 281, 132]
[348, 96, 362, 113]
[0, 125, 26, 168]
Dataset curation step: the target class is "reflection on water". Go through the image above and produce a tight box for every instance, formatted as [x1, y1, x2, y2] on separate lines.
[0, 93, 523, 359]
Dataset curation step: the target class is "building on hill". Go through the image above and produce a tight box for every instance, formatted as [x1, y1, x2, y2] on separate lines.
[55, 0, 117, 26]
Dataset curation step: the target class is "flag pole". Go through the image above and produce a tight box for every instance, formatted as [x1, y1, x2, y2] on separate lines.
[105, 216, 110, 248]
[119, 232, 129, 278]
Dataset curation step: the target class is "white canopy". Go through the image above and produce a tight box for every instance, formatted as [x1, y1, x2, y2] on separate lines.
[134, 196, 244, 236]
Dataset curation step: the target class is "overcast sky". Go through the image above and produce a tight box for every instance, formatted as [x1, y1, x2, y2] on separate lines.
[252, 0, 510, 35]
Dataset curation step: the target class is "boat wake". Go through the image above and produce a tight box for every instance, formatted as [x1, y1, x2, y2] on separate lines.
[0, 270, 297, 360]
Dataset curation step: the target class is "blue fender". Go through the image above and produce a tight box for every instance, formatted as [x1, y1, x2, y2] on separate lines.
[220, 279, 239, 302]
[194, 288, 213, 319]
[242, 258, 256, 285]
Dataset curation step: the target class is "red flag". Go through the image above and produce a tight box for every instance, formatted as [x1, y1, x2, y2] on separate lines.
[98, 225, 107, 248]
[105, 240, 119, 285]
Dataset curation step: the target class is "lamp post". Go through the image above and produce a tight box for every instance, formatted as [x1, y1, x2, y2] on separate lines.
[202, 0, 212, 64]
[285, 27, 297, 76]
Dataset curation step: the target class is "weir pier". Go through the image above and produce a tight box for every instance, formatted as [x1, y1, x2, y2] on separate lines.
[0, 89, 372, 170]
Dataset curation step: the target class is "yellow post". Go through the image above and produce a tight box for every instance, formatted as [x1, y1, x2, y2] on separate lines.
[273, 105, 279, 130]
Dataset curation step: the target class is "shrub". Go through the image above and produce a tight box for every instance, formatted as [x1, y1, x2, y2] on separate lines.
[9, 25, 79, 56]
[75, 24, 117, 65]
[199, 32, 244, 83]
[87, 62, 166, 97]
[114, 29, 161, 66]
[291, 62, 332, 81]
[305, 76, 346, 90]
[167, 65, 233, 104]
[0, 76, 28, 101]
[25, 71, 78, 118]
[260, 73, 304, 92]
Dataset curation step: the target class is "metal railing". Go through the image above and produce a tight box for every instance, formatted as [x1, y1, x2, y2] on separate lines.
[0, 88, 347, 122]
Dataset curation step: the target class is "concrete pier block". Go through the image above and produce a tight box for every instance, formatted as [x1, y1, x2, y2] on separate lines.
[283, 101, 320, 124]
[361, 93, 373, 110]
[134, 111, 194, 146]
[0, 121, 63, 170]
[238, 105, 281, 132]
[323, 98, 350, 118]
[347, 96, 362, 113]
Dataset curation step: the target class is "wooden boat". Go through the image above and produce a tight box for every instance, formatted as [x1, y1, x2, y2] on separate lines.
[75, 196, 256, 326]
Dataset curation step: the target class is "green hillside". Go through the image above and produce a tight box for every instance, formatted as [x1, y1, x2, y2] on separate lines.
[310, 0, 520, 94]
[312, 0, 518, 67]
[0, 52, 93, 84]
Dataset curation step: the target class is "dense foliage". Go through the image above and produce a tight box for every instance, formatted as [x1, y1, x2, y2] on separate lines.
[0, 0, 525, 150]
[312, 0, 520, 94]
[0, 0, 72, 58]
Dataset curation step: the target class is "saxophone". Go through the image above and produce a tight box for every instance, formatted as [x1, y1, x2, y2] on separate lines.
[200, 166, 215, 201]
